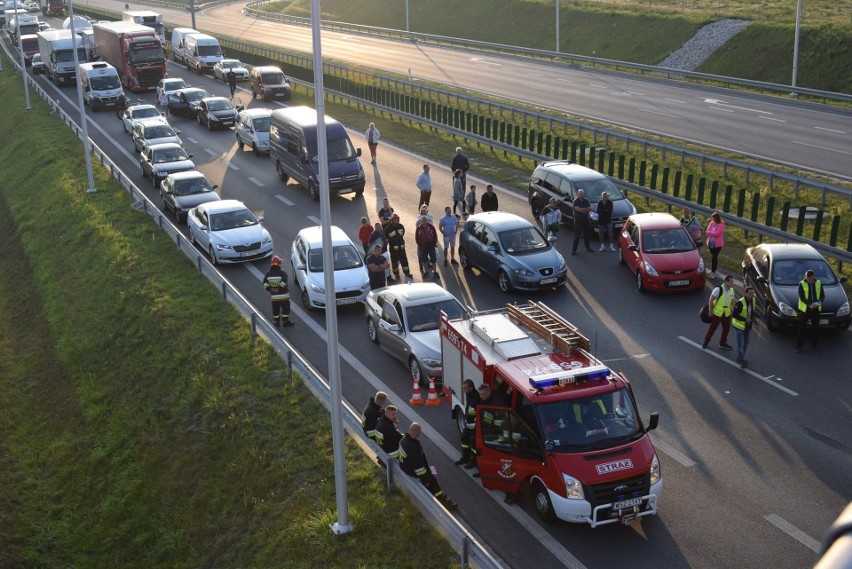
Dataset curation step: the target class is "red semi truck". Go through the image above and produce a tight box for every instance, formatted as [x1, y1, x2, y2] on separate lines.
[441, 301, 663, 527]
[91, 21, 164, 92]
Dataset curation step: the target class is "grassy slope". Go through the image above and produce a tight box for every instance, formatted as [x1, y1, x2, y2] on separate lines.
[0, 72, 458, 569]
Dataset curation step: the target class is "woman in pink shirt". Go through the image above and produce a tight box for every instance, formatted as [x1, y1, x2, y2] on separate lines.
[705, 212, 726, 280]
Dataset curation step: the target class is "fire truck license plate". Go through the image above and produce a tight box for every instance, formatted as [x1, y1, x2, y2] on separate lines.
[613, 497, 642, 510]
[540, 277, 558, 285]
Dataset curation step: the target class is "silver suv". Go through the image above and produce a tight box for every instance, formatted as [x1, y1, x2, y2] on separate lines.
[235, 108, 272, 156]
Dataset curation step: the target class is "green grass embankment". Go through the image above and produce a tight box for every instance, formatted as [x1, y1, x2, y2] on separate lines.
[0, 70, 458, 569]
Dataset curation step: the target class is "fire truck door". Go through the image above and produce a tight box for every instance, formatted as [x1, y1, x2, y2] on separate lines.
[475, 407, 544, 493]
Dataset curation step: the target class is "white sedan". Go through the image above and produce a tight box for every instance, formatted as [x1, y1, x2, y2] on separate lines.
[213, 59, 249, 82]
[120, 104, 162, 134]
[187, 200, 274, 265]
[156, 77, 190, 99]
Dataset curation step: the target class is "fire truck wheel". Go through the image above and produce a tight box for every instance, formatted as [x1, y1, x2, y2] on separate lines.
[367, 318, 379, 344]
[533, 481, 557, 523]
[454, 406, 465, 434]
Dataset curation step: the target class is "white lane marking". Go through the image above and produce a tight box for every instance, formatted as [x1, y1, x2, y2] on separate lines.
[791, 140, 852, 156]
[228, 163, 241, 171]
[248, 176, 264, 187]
[758, 116, 786, 123]
[275, 194, 294, 206]
[588, 83, 607, 89]
[307, 215, 321, 224]
[814, 126, 846, 134]
[554, 78, 574, 83]
[625, 91, 646, 96]
[242, 264, 589, 569]
[471, 59, 501, 66]
[764, 514, 821, 553]
[639, 108, 682, 119]
[186, 136, 199, 144]
[665, 98, 688, 104]
[678, 337, 798, 396]
[703, 98, 773, 114]
[649, 435, 697, 467]
[602, 353, 650, 362]
[710, 107, 735, 113]
[204, 148, 216, 156]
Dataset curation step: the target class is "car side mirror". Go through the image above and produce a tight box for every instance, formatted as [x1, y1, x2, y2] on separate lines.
[236, 105, 244, 112]
[256, 215, 264, 222]
[174, 130, 181, 135]
[646, 412, 659, 432]
[840, 276, 848, 283]
[756, 276, 768, 285]
[356, 148, 362, 157]
[379, 321, 401, 333]
[629, 244, 638, 252]
[211, 184, 219, 190]
[187, 154, 194, 158]
[294, 262, 305, 271]
[487, 243, 499, 254]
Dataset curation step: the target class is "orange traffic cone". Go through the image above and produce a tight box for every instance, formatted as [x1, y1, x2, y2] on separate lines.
[409, 377, 424, 406]
[425, 377, 441, 406]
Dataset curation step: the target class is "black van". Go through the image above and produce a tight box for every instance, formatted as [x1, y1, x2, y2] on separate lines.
[269, 106, 365, 201]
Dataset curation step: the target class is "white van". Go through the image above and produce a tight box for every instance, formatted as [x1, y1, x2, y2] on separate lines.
[169, 27, 198, 65]
[78, 61, 124, 111]
[183, 33, 222, 74]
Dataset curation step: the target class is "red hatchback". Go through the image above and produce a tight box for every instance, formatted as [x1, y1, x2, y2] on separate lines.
[618, 213, 706, 293]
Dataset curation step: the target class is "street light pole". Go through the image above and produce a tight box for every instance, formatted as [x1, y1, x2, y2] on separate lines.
[791, 0, 803, 91]
[15, 10, 32, 109]
[405, 0, 409, 34]
[555, 0, 560, 54]
[309, 0, 353, 536]
[68, 0, 97, 192]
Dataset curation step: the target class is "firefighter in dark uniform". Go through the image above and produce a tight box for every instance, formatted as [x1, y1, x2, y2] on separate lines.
[361, 391, 387, 441]
[383, 213, 412, 282]
[263, 255, 293, 327]
[374, 405, 404, 459]
[455, 379, 480, 467]
[400, 423, 458, 512]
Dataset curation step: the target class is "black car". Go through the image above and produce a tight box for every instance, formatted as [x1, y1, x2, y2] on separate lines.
[196, 97, 239, 130]
[528, 161, 636, 232]
[742, 243, 850, 331]
[159, 171, 220, 223]
[167, 88, 211, 118]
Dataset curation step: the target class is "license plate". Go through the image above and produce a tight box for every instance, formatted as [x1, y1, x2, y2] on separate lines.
[820, 318, 829, 325]
[540, 277, 558, 284]
[240, 251, 255, 257]
[612, 497, 643, 510]
[669, 279, 689, 287]
[336, 297, 357, 305]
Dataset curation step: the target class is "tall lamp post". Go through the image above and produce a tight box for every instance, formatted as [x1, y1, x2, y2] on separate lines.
[309, 0, 353, 536]
[405, 0, 409, 33]
[15, 9, 32, 109]
[68, 0, 97, 192]
[555, 0, 560, 53]
[791, 0, 803, 92]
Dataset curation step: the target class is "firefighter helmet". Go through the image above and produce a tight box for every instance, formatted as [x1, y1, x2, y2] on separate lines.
[271, 255, 282, 266]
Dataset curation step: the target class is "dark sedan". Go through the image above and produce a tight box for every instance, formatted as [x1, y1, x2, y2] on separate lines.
[196, 97, 239, 130]
[742, 243, 850, 331]
[167, 88, 211, 118]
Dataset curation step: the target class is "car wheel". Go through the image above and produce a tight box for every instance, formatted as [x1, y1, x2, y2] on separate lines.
[188, 228, 196, 246]
[277, 162, 289, 183]
[308, 181, 319, 202]
[618, 246, 625, 265]
[533, 481, 557, 523]
[252, 88, 257, 100]
[122, 121, 127, 133]
[765, 308, 779, 332]
[367, 318, 379, 344]
[301, 289, 314, 311]
[152, 174, 159, 189]
[209, 246, 219, 265]
[409, 356, 424, 389]
[636, 270, 645, 293]
[206, 117, 212, 130]
[252, 143, 260, 156]
[161, 195, 169, 211]
[236, 134, 244, 149]
[197, 114, 203, 125]
[178, 212, 187, 224]
[141, 164, 147, 178]
[459, 248, 471, 269]
[498, 270, 512, 293]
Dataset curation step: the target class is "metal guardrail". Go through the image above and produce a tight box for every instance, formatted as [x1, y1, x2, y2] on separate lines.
[2, 48, 503, 569]
[242, 0, 852, 105]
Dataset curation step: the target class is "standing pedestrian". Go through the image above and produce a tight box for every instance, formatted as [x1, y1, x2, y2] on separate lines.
[366, 244, 390, 290]
[452, 169, 465, 216]
[358, 216, 372, 255]
[480, 184, 498, 212]
[374, 405, 404, 460]
[540, 197, 562, 242]
[454, 379, 480, 466]
[571, 189, 593, 255]
[365, 122, 380, 164]
[596, 191, 615, 251]
[157, 88, 169, 117]
[795, 269, 824, 353]
[384, 213, 412, 282]
[416, 164, 432, 208]
[451, 146, 470, 190]
[439, 206, 459, 266]
[367, 222, 387, 254]
[415, 214, 439, 279]
[400, 423, 458, 512]
[702, 274, 735, 350]
[681, 207, 702, 249]
[227, 69, 237, 97]
[378, 197, 394, 230]
[262, 255, 293, 327]
[465, 184, 478, 216]
[361, 391, 388, 441]
[414, 204, 433, 227]
[706, 212, 726, 280]
[732, 286, 756, 368]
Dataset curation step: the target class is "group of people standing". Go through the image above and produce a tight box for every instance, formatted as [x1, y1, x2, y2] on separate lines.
[539, 190, 617, 254]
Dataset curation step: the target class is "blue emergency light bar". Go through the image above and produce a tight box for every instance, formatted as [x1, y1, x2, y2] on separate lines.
[528, 364, 611, 390]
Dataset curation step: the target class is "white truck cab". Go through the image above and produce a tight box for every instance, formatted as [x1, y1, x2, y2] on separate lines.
[78, 61, 125, 111]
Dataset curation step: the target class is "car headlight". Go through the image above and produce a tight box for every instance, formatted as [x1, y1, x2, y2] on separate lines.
[837, 301, 850, 317]
[514, 268, 534, 277]
[698, 258, 705, 272]
[558, 258, 566, 272]
[262, 236, 272, 246]
[563, 473, 584, 500]
[421, 358, 441, 367]
[361, 280, 370, 290]
[310, 283, 324, 294]
[214, 243, 233, 251]
[208, 114, 219, 121]
[778, 301, 797, 317]
[649, 453, 661, 486]
[154, 169, 167, 177]
[643, 260, 659, 277]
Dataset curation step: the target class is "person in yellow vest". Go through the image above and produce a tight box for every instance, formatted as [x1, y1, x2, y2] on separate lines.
[796, 269, 824, 353]
[732, 286, 756, 368]
[702, 274, 735, 350]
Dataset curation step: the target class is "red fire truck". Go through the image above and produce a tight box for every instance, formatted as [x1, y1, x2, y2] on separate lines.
[440, 301, 662, 527]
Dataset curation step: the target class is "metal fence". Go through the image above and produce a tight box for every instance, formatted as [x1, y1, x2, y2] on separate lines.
[2, 48, 504, 569]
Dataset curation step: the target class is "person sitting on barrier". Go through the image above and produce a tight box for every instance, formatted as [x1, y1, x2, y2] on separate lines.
[374, 405, 404, 460]
[361, 391, 387, 442]
[399, 422, 458, 512]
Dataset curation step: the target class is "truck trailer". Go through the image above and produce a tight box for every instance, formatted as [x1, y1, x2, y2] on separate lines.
[441, 301, 663, 527]
[92, 21, 165, 92]
[121, 10, 164, 45]
[38, 0, 64, 17]
[36, 28, 87, 86]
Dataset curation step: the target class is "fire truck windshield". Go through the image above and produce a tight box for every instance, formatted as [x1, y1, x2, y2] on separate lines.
[537, 388, 641, 450]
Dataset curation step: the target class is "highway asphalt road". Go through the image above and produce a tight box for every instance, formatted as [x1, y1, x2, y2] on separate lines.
[12, 27, 851, 568]
[81, 0, 852, 182]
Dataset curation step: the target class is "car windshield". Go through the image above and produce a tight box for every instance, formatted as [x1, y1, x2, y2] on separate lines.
[132, 107, 160, 120]
[164, 79, 187, 91]
[56, 48, 87, 63]
[173, 177, 213, 196]
[89, 75, 121, 90]
[641, 228, 695, 254]
[197, 44, 221, 57]
[221, 59, 241, 69]
[252, 116, 270, 132]
[307, 136, 357, 162]
[209, 209, 257, 232]
[145, 125, 175, 139]
[575, 177, 625, 202]
[405, 299, 465, 333]
[32, 54, 41, 62]
[538, 388, 642, 451]
[184, 90, 209, 102]
[153, 148, 188, 163]
[771, 258, 838, 286]
[499, 226, 550, 254]
[261, 72, 285, 85]
[308, 244, 363, 272]
[207, 99, 233, 111]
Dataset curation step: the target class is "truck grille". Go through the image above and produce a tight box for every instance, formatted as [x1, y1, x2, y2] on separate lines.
[137, 68, 164, 88]
[585, 473, 649, 509]
[234, 242, 261, 253]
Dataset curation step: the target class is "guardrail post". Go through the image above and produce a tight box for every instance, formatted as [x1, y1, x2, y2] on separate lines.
[522, 128, 528, 152]
[386, 458, 394, 491]
[829, 215, 841, 247]
[722, 160, 728, 178]
[845, 222, 852, 254]
[571, 141, 578, 162]
[618, 154, 625, 179]
[638, 160, 646, 186]
[765, 197, 776, 229]
[545, 134, 552, 156]
[287, 350, 293, 379]
[650, 164, 659, 189]
[723, 185, 733, 213]
[537, 132, 544, 154]
[486, 117, 492, 139]
[461, 536, 470, 568]
[562, 139, 569, 160]
[222, 282, 228, 301]
[813, 210, 824, 241]
[588, 144, 594, 169]
[780, 202, 791, 232]
[794, 179, 800, 198]
[710, 181, 719, 209]
[608, 152, 616, 177]
[597, 149, 605, 173]
[513, 125, 520, 148]
[750, 192, 760, 222]
[579, 143, 587, 166]
[795, 208, 806, 236]
[697, 178, 706, 204]
[628, 157, 635, 183]
[661, 167, 670, 194]
[250, 312, 257, 337]
[673, 170, 682, 197]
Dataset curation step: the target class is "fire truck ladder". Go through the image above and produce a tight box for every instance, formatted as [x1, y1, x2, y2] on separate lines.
[507, 301, 590, 354]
